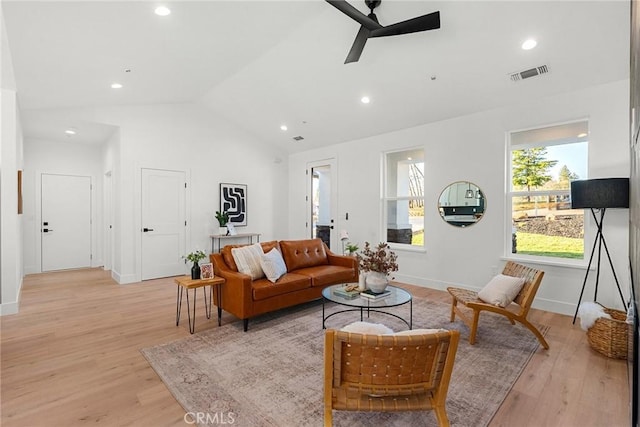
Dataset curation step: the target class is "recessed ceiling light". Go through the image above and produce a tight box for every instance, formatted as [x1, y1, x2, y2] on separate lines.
[154, 6, 171, 16]
[111, 82, 123, 89]
[65, 129, 76, 135]
[577, 133, 588, 138]
[280, 125, 288, 131]
[361, 96, 370, 104]
[521, 39, 537, 50]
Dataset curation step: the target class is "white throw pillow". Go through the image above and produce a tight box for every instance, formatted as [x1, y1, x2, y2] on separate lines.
[395, 328, 447, 336]
[477, 274, 526, 307]
[341, 321, 394, 335]
[231, 243, 265, 280]
[260, 248, 287, 283]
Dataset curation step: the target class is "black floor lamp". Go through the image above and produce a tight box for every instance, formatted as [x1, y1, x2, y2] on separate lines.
[571, 177, 630, 324]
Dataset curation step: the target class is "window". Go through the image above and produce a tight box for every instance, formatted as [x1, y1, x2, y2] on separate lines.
[508, 121, 588, 260]
[384, 148, 424, 248]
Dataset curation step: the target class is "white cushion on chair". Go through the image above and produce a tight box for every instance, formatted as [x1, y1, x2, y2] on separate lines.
[477, 274, 525, 307]
[341, 321, 394, 335]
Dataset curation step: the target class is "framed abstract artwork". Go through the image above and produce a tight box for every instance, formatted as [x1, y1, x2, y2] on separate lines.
[220, 183, 247, 226]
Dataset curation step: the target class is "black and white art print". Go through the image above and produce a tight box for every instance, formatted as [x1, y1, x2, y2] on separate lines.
[220, 183, 247, 226]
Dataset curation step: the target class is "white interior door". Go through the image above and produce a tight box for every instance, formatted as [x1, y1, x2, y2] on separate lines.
[41, 173, 92, 271]
[141, 168, 186, 280]
[308, 159, 338, 250]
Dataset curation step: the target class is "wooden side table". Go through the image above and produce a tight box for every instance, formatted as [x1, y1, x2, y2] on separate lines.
[174, 276, 225, 334]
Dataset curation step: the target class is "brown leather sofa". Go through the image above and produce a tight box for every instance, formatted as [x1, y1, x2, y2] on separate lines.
[210, 238, 358, 331]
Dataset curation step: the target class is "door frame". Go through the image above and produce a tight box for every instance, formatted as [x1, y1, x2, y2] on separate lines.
[36, 171, 96, 273]
[103, 170, 113, 271]
[306, 158, 338, 251]
[134, 164, 191, 283]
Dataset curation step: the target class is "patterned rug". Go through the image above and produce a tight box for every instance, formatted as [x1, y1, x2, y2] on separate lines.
[141, 297, 548, 426]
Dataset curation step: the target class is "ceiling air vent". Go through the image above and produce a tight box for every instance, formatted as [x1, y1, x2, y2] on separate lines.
[510, 65, 549, 82]
[292, 136, 304, 141]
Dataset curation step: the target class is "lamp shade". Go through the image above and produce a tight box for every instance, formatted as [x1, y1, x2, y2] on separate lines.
[570, 178, 629, 209]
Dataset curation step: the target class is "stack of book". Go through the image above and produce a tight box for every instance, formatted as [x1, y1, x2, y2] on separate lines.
[333, 287, 361, 299]
[360, 289, 391, 300]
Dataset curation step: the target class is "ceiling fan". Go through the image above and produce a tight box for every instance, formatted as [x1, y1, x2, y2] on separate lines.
[326, 0, 441, 64]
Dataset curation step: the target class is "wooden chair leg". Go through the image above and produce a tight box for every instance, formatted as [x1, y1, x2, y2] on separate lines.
[433, 406, 450, 427]
[468, 309, 480, 345]
[518, 318, 550, 350]
[324, 407, 332, 427]
[449, 297, 458, 322]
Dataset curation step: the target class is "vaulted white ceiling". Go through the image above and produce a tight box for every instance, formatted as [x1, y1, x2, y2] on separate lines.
[1, 0, 630, 152]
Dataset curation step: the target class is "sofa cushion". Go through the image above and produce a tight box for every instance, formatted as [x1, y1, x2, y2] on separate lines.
[260, 248, 288, 283]
[231, 243, 265, 280]
[252, 273, 311, 300]
[294, 265, 357, 287]
[222, 240, 279, 272]
[279, 238, 329, 272]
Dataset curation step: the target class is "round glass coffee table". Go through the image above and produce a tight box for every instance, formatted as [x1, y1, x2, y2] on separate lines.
[322, 284, 412, 329]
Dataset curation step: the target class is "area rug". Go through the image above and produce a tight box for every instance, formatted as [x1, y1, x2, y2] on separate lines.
[141, 297, 548, 427]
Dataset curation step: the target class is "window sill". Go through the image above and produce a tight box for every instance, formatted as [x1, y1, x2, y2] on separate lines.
[501, 255, 591, 270]
[388, 243, 427, 254]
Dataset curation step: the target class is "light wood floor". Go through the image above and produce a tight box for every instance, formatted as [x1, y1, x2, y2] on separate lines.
[1, 268, 630, 426]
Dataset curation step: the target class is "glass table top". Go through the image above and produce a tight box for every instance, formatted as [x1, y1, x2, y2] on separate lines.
[322, 284, 412, 308]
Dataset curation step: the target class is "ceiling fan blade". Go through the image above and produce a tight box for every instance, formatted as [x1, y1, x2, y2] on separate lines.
[345, 25, 370, 64]
[370, 11, 440, 38]
[326, 0, 383, 31]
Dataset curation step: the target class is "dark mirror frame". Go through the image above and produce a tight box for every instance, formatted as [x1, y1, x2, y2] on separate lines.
[438, 181, 486, 227]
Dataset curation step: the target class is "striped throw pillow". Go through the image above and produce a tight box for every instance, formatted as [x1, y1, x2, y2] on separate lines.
[231, 243, 265, 280]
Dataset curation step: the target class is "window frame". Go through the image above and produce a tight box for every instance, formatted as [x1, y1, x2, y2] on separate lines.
[382, 147, 426, 252]
[505, 121, 589, 267]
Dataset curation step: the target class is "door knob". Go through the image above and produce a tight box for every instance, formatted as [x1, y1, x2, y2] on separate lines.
[143, 228, 154, 232]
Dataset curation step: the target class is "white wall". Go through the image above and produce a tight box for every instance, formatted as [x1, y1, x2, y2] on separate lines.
[289, 79, 630, 316]
[23, 103, 290, 284]
[22, 139, 104, 274]
[0, 7, 23, 315]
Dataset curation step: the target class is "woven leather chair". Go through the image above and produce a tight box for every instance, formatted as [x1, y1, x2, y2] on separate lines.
[447, 261, 549, 349]
[323, 329, 460, 427]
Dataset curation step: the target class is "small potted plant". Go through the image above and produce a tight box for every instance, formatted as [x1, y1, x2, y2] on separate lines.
[345, 242, 359, 256]
[356, 242, 399, 293]
[184, 250, 206, 279]
[215, 210, 230, 235]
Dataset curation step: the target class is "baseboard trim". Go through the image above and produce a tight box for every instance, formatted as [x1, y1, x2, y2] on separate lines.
[111, 270, 137, 284]
[24, 265, 39, 275]
[0, 301, 19, 316]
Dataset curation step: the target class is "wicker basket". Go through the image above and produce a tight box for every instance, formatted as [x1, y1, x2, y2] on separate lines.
[586, 306, 629, 359]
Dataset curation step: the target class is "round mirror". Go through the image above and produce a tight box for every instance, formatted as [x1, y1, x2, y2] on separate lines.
[438, 181, 486, 227]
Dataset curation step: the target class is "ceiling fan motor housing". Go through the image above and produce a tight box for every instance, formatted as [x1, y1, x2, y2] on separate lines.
[365, 0, 381, 11]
